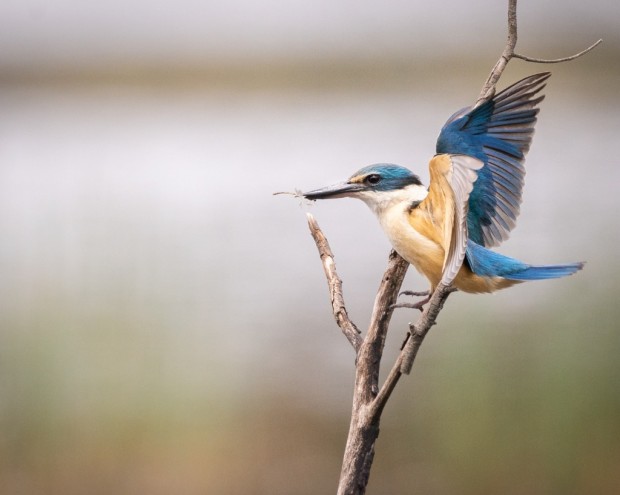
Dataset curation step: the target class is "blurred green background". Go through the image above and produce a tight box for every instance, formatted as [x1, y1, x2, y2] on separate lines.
[1, 1, 619, 493]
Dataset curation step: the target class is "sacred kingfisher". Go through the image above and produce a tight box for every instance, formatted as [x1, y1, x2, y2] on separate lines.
[302, 73, 584, 296]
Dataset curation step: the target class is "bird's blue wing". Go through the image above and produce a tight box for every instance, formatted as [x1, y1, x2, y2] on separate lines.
[436, 72, 550, 247]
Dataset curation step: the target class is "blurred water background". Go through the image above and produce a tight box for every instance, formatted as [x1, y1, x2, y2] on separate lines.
[1, 1, 619, 493]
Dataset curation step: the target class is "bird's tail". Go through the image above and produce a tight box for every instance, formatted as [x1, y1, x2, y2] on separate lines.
[502, 262, 585, 281]
[466, 240, 585, 281]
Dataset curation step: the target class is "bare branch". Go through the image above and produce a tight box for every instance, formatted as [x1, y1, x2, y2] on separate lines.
[307, 213, 363, 352]
[370, 284, 455, 418]
[337, 251, 408, 494]
[514, 39, 603, 63]
[475, 0, 518, 105]
[400, 284, 455, 374]
[362, 251, 409, 398]
[370, 353, 403, 419]
[476, 0, 601, 107]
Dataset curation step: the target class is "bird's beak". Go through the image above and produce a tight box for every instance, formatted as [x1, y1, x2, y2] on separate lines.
[302, 181, 365, 200]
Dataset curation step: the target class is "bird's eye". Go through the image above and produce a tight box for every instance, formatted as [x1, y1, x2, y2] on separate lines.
[365, 174, 381, 185]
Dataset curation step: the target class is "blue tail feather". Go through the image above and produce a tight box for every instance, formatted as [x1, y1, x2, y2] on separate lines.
[503, 263, 584, 281]
[465, 240, 584, 281]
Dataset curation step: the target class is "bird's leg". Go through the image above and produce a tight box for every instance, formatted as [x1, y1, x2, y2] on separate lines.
[393, 286, 458, 311]
[392, 290, 431, 312]
[400, 290, 430, 297]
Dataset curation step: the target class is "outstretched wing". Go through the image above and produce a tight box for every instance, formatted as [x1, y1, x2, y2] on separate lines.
[436, 72, 550, 248]
[425, 154, 483, 287]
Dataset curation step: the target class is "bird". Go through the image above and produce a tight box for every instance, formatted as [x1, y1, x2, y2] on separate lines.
[302, 73, 583, 305]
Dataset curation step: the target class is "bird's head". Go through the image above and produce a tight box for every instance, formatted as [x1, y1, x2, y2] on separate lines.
[303, 164, 427, 214]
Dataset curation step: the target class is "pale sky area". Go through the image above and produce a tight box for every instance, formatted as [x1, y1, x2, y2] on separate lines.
[0, 0, 617, 71]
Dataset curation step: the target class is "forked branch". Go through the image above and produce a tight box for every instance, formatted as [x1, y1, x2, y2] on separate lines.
[476, 0, 601, 106]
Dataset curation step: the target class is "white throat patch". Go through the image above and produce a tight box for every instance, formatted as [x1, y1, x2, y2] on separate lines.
[355, 184, 428, 217]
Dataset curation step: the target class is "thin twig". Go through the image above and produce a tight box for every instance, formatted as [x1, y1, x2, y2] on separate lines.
[400, 284, 455, 374]
[476, 0, 601, 107]
[475, 0, 517, 106]
[307, 213, 363, 352]
[514, 39, 602, 63]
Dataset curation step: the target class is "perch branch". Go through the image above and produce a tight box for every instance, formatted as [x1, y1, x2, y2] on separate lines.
[400, 284, 456, 374]
[307, 213, 363, 352]
[370, 284, 455, 418]
[356, 250, 410, 406]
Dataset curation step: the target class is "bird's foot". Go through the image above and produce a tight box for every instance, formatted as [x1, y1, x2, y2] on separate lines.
[392, 290, 431, 312]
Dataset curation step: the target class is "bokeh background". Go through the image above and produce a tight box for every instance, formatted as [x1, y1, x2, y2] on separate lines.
[1, 1, 619, 493]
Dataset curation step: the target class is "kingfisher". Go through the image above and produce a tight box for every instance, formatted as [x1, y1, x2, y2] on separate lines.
[302, 73, 583, 302]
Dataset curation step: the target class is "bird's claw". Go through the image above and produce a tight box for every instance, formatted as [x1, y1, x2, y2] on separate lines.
[392, 290, 431, 312]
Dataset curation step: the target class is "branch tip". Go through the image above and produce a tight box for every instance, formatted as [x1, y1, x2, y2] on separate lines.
[306, 211, 316, 225]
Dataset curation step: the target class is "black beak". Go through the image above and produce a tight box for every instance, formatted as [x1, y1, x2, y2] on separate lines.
[302, 181, 365, 200]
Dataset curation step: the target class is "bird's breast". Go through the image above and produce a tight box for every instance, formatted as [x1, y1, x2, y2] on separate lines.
[377, 204, 445, 287]
[374, 202, 517, 293]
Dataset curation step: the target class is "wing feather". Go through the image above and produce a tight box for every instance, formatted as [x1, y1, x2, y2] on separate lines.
[427, 154, 484, 286]
[436, 72, 550, 248]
